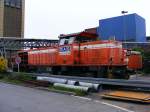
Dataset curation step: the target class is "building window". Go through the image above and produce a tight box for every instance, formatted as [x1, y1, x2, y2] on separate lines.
[4, 0, 21, 8]
[4, 0, 11, 6]
[10, 0, 16, 7]
[16, 0, 21, 8]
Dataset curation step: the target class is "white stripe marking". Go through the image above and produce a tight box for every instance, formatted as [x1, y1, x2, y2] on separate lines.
[72, 95, 134, 112]
[71, 95, 134, 112]
[71, 95, 92, 101]
[73, 43, 122, 50]
[29, 49, 56, 54]
[95, 100, 134, 112]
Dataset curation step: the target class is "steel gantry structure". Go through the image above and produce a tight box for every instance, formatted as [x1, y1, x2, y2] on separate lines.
[0, 37, 58, 51]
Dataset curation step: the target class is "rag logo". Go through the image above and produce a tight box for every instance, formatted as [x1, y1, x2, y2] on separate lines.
[59, 46, 71, 55]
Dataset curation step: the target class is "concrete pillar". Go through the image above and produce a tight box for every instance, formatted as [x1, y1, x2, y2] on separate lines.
[21, 0, 25, 38]
[0, 0, 4, 37]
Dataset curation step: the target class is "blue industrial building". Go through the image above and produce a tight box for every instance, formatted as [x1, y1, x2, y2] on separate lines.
[97, 13, 146, 42]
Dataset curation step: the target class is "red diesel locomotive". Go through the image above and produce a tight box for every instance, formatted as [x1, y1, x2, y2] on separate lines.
[14, 32, 142, 79]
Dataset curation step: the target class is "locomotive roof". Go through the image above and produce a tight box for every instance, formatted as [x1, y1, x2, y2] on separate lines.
[59, 32, 98, 39]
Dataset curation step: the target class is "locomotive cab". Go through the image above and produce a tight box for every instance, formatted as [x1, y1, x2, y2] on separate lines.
[57, 32, 98, 65]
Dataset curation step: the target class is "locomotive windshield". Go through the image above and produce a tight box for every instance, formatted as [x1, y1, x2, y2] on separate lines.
[59, 39, 65, 45]
[59, 37, 75, 45]
[68, 37, 75, 44]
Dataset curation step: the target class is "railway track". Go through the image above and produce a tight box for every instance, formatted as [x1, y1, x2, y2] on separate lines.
[33, 73, 150, 92]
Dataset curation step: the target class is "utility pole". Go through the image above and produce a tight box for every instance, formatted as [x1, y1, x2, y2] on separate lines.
[121, 11, 128, 48]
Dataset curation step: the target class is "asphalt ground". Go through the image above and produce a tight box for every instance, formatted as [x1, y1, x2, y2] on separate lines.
[0, 82, 135, 112]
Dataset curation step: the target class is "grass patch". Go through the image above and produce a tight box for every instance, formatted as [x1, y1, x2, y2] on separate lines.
[0, 72, 36, 84]
[49, 85, 88, 96]
[0, 76, 23, 84]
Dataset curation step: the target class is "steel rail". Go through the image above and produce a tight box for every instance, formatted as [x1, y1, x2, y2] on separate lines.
[13, 72, 150, 91]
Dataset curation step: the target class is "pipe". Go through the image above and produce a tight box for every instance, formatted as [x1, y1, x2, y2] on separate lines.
[67, 80, 79, 85]
[93, 84, 101, 91]
[79, 82, 101, 91]
[37, 77, 67, 84]
[54, 83, 91, 92]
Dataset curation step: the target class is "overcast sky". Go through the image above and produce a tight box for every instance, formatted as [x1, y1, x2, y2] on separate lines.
[24, 0, 150, 39]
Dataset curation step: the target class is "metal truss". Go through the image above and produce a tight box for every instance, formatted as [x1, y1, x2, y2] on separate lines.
[0, 37, 58, 51]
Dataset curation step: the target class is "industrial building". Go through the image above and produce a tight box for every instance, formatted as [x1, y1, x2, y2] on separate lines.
[0, 0, 25, 38]
[97, 13, 146, 42]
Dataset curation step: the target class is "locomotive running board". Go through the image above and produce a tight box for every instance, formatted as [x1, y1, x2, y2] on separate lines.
[101, 91, 150, 103]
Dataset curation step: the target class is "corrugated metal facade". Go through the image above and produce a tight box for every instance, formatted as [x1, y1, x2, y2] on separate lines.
[97, 13, 146, 42]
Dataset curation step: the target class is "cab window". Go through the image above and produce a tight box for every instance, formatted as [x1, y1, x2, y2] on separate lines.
[59, 37, 75, 45]
[64, 39, 69, 44]
[59, 39, 69, 45]
[59, 39, 65, 45]
[68, 37, 75, 44]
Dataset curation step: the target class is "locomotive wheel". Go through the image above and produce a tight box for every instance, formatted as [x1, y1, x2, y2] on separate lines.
[107, 67, 115, 79]
[111, 67, 129, 79]
[108, 73, 114, 79]
[123, 74, 130, 80]
[97, 67, 108, 78]
[51, 67, 61, 75]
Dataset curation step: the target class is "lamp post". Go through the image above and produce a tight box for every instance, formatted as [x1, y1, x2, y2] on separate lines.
[121, 11, 128, 46]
